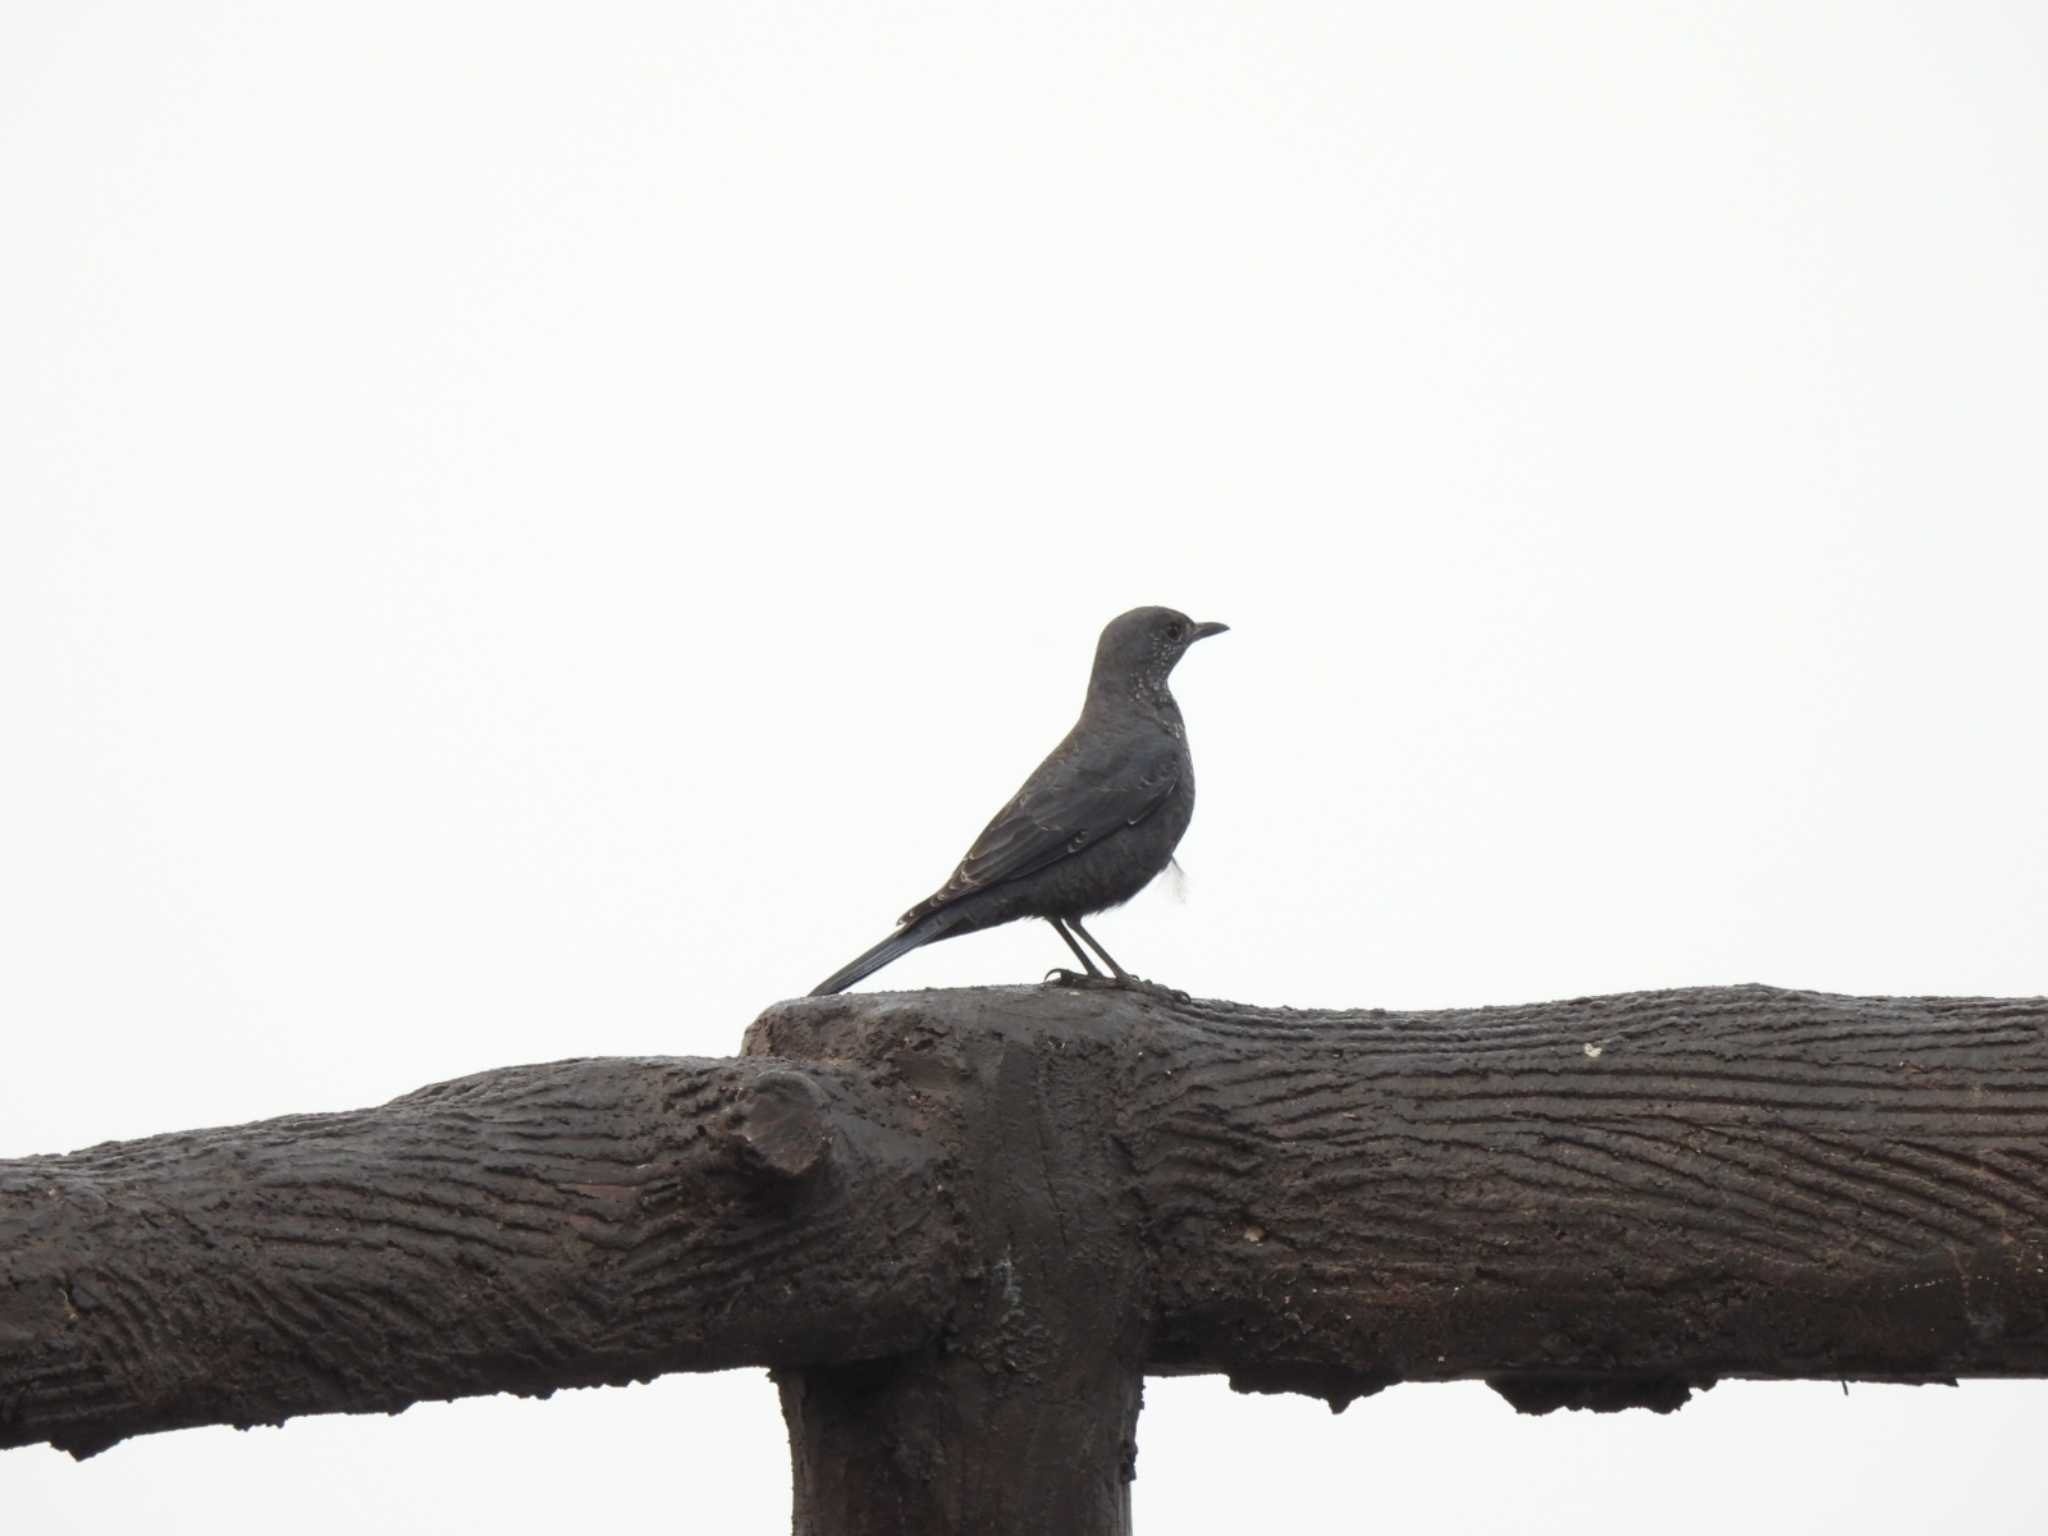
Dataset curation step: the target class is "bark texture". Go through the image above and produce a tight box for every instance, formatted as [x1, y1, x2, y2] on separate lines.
[0, 1055, 947, 1458]
[751, 983, 2048, 1420]
[765, 998, 1147, 1536]
[3, 982, 2045, 1536]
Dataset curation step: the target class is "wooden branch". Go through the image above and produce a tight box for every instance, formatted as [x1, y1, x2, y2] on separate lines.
[0, 1055, 947, 1458]
[6, 983, 2046, 1536]
[750, 983, 2048, 1417]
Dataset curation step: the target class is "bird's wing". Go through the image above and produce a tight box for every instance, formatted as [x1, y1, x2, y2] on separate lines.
[899, 738, 1180, 924]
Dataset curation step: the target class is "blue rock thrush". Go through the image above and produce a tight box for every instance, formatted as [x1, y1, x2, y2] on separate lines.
[810, 606, 1227, 995]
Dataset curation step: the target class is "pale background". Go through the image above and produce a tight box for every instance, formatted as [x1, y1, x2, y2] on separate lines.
[5, 3, 2046, 1532]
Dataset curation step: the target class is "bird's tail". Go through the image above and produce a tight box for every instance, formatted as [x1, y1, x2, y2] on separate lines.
[809, 907, 967, 996]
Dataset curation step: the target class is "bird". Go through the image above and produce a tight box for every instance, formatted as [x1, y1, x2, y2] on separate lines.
[810, 606, 1228, 996]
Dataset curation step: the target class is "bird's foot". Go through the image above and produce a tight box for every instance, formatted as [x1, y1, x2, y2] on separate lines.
[1126, 976, 1192, 1003]
[1043, 967, 1111, 988]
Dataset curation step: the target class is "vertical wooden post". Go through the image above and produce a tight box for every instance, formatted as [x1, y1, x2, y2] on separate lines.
[759, 999, 1147, 1536]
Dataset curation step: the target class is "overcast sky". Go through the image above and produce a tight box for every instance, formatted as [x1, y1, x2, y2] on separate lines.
[5, 3, 2047, 1532]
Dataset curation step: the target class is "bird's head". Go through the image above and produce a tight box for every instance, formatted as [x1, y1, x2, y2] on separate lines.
[1091, 606, 1229, 700]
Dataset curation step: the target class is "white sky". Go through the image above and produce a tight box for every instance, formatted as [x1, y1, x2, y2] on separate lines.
[5, 2, 2047, 1531]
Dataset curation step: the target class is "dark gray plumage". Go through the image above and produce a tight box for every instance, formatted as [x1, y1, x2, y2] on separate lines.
[811, 606, 1227, 996]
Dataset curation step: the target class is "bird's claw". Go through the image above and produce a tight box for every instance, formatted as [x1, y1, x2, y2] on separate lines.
[1128, 976, 1192, 1003]
[1043, 967, 1109, 987]
[1042, 969, 1188, 1001]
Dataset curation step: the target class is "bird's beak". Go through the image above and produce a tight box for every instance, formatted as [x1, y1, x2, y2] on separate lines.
[1190, 621, 1230, 642]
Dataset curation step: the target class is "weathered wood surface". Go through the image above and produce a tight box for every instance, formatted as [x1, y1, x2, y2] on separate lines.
[763, 991, 1148, 1536]
[4, 984, 2045, 1534]
[0, 1056, 947, 1458]
[751, 983, 2048, 1424]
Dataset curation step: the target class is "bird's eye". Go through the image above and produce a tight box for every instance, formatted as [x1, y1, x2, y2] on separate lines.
[1164, 622, 1185, 642]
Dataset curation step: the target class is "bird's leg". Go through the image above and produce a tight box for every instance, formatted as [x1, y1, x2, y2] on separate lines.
[1043, 918, 1106, 986]
[1066, 918, 1133, 986]
[1068, 918, 1190, 999]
